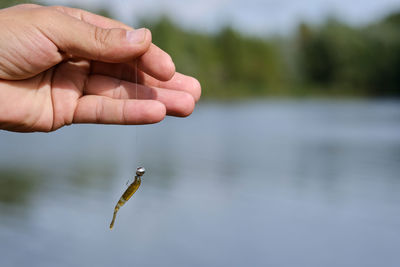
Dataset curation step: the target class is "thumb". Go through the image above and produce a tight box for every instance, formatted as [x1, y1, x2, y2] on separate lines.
[38, 9, 152, 62]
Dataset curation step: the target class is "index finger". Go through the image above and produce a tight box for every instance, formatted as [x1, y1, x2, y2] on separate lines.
[52, 6, 175, 81]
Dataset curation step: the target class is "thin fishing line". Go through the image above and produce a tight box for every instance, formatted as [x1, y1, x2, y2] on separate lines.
[135, 59, 140, 167]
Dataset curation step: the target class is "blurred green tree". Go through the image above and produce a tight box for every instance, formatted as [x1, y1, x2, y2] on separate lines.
[1, 1, 399, 98]
[297, 22, 337, 86]
[0, 0, 38, 9]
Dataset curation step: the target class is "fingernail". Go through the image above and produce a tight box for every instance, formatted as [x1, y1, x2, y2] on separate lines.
[126, 28, 146, 44]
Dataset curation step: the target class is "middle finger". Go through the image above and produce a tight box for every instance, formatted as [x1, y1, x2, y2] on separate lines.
[84, 74, 195, 117]
[91, 61, 201, 102]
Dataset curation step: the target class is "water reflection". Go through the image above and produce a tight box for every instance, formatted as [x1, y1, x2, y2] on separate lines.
[0, 100, 399, 267]
[0, 167, 42, 206]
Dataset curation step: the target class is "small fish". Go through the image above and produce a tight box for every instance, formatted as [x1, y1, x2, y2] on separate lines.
[109, 167, 145, 230]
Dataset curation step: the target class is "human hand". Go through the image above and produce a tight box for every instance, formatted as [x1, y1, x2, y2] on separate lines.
[0, 4, 201, 132]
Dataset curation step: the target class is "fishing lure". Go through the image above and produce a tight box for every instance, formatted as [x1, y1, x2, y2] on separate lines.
[109, 167, 145, 230]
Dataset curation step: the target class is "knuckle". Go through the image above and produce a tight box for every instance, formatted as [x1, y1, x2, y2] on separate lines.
[121, 100, 128, 124]
[112, 79, 124, 99]
[50, 6, 84, 21]
[92, 27, 112, 58]
[50, 5, 65, 11]
[95, 97, 105, 123]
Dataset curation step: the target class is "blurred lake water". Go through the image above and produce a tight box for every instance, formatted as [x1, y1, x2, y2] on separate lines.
[0, 100, 399, 267]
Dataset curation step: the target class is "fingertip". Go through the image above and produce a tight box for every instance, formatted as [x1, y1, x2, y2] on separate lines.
[137, 28, 153, 50]
[145, 28, 153, 44]
[124, 28, 152, 57]
[180, 92, 196, 117]
[189, 77, 202, 102]
[167, 92, 195, 118]
[150, 100, 167, 123]
[126, 28, 148, 44]
[138, 44, 176, 81]
[155, 72, 201, 102]
[136, 100, 166, 124]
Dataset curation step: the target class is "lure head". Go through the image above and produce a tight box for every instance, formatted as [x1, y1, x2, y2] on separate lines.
[136, 167, 145, 177]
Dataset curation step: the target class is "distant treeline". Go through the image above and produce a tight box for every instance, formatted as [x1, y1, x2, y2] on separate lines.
[144, 14, 400, 98]
[2, 0, 399, 98]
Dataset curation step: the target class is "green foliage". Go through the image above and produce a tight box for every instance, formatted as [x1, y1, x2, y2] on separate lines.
[0, 0, 38, 9]
[297, 22, 337, 85]
[143, 17, 286, 99]
[1, 1, 399, 98]
[144, 14, 400, 99]
[296, 16, 400, 97]
[0, 167, 42, 205]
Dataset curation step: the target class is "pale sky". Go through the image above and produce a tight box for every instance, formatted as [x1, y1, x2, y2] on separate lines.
[43, 0, 400, 35]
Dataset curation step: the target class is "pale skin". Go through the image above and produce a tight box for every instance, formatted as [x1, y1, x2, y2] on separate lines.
[0, 4, 201, 132]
